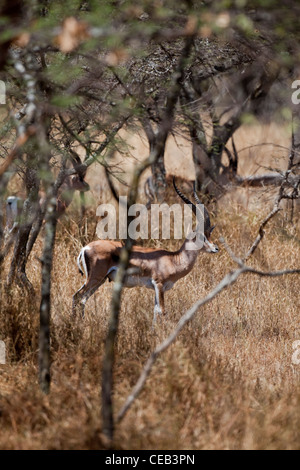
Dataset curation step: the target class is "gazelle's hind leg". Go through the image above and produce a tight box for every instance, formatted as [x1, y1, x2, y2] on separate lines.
[72, 277, 106, 318]
[151, 280, 165, 326]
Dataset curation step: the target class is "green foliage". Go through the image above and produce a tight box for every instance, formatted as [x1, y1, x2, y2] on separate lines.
[46, 59, 83, 86]
[235, 14, 254, 36]
[51, 94, 83, 108]
[241, 113, 258, 125]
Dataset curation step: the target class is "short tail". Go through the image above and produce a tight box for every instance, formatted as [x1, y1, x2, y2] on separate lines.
[77, 247, 89, 280]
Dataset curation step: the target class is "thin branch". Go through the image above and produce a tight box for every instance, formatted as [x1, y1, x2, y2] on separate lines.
[244, 131, 298, 261]
[235, 173, 299, 187]
[0, 126, 36, 177]
[63, 115, 131, 177]
[243, 204, 281, 261]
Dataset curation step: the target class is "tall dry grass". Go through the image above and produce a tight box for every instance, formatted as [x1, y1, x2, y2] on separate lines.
[0, 123, 299, 450]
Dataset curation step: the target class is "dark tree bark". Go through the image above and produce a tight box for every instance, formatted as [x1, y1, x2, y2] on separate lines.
[0, 0, 25, 71]
[39, 192, 58, 394]
[0, 196, 4, 270]
[140, 120, 168, 203]
[151, 147, 167, 202]
[180, 60, 280, 198]
[26, 204, 45, 259]
[6, 166, 39, 296]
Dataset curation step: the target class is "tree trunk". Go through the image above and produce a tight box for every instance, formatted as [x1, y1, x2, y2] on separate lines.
[26, 205, 45, 259]
[39, 194, 58, 394]
[7, 167, 39, 295]
[0, 172, 15, 270]
[151, 148, 167, 202]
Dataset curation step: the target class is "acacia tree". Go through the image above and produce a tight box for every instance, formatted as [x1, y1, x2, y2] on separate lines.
[0, 0, 203, 392]
[97, 2, 300, 201]
[0, 0, 299, 444]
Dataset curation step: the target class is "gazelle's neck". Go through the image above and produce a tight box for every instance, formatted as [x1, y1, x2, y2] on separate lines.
[179, 225, 205, 253]
[174, 237, 202, 274]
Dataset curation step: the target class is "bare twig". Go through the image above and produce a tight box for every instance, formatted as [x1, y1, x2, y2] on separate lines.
[243, 204, 281, 261]
[62, 115, 130, 177]
[0, 126, 36, 177]
[244, 129, 298, 261]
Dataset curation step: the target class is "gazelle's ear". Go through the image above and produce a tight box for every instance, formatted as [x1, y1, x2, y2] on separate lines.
[210, 225, 216, 234]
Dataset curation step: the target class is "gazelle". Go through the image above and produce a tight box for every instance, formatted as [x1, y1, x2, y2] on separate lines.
[72, 178, 218, 321]
[38, 174, 90, 218]
[5, 196, 23, 236]
[3, 174, 90, 257]
[4, 174, 90, 234]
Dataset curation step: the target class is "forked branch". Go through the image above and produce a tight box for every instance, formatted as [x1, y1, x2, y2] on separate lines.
[244, 126, 299, 261]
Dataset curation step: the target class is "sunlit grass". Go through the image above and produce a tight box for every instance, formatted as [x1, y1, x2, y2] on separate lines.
[0, 123, 299, 449]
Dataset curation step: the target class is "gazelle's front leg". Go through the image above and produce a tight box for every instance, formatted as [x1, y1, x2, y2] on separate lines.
[152, 280, 165, 325]
[72, 278, 106, 318]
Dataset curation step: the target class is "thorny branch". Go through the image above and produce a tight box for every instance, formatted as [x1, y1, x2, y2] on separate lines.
[0, 126, 36, 177]
[244, 126, 299, 261]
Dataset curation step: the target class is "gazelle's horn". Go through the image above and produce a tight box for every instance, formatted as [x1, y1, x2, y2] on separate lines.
[70, 149, 87, 179]
[192, 181, 212, 234]
[173, 177, 209, 234]
[173, 177, 197, 215]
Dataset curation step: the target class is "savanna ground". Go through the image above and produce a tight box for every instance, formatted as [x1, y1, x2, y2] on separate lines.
[0, 123, 299, 450]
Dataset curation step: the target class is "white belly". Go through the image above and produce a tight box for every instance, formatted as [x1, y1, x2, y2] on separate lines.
[106, 266, 154, 289]
[124, 275, 153, 288]
[164, 281, 174, 291]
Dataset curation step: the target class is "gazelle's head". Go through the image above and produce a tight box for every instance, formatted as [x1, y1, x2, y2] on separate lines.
[69, 175, 90, 192]
[5, 196, 23, 232]
[173, 177, 219, 253]
[68, 153, 90, 192]
[201, 225, 218, 253]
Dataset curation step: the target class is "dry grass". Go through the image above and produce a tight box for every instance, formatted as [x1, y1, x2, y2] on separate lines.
[0, 123, 300, 450]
